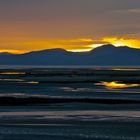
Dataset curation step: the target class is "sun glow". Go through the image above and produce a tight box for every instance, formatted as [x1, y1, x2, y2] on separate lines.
[68, 48, 92, 52]
[84, 37, 140, 51]
[88, 43, 105, 50]
[0, 37, 140, 54]
[102, 37, 140, 49]
[0, 49, 24, 54]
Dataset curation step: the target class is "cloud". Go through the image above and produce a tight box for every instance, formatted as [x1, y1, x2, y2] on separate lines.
[115, 8, 140, 14]
[127, 8, 140, 13]
[102, 37, 140, 49]
[0, 38, 95, 53]
[1, 37, 140, 54]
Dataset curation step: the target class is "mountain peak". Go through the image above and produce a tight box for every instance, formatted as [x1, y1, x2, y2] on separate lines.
[91, 44, 116, 53]
[95, 44, 115, 49]
[1, 44, 140, 66]
[44, 48, 66, 52]
[25, 48, 67, 55]
[100, 44, 116, 48]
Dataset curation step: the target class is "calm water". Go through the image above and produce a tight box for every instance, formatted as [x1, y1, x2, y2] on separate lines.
[0, 66, 140, 140]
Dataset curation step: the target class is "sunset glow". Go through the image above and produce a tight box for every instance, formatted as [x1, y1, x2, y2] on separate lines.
[0, 49, 24, 54]
[102, 37, 140, 49]
[0, 0, 139, 54]
[0, 1, 140, 139]
[0, 37, 140, 54]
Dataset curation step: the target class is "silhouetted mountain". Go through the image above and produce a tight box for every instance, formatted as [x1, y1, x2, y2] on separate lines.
[0, 52, 14, 56]
[0, 44, 140, 66]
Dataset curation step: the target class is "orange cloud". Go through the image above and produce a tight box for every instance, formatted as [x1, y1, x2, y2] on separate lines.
[0, 37, 140, 54]
[0, 38, 94, 53]
[0, 49, 24, 54]
[102, 37, 140, 49]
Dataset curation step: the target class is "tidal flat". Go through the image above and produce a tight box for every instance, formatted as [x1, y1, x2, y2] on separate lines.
[0, 66, 139, 140]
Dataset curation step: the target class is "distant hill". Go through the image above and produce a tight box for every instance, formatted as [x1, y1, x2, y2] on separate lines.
[0, 44, 140, 66]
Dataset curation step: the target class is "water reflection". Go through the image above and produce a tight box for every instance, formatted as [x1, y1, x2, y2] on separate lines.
[112, 68, 139, 71]
[25, 81, 39, 84]
[0, 79, 24, 82]
[0, 72, 25, 75]
[96, 81, 140, 89]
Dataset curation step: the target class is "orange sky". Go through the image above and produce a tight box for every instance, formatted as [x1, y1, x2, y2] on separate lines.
[0, 37, 140, 54]
[0, 0, 140, 54]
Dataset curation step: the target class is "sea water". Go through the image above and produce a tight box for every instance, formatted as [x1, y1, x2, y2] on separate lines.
[0, 66, 139, 140]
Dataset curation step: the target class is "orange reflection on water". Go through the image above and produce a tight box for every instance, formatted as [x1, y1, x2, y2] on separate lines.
[96, 81, 140, 89]
[0, 72, 26, 75]
[26, 81, 39, 84]
[112, 68, 139, 71]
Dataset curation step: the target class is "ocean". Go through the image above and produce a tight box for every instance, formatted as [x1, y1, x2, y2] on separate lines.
[0, 66, 139, 140]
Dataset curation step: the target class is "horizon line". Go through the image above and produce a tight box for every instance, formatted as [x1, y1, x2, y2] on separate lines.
[0, 44, 135, 55]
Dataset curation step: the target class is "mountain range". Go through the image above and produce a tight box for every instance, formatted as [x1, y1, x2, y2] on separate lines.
[0, 44, 140, 66]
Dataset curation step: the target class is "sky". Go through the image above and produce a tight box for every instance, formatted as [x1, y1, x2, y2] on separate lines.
[0, 0, 140, 53]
